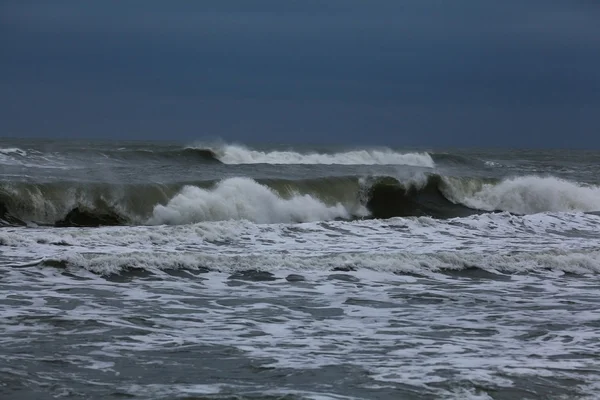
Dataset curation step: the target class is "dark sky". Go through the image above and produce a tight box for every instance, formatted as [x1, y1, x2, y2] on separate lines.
[1, 1, 599, 148]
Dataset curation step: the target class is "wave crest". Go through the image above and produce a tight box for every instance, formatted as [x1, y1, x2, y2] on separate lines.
[188, 144, 435, 166]
[444, 176, 600, 214]
[148, 177, 353, 225]
[0, 147, 27, 157]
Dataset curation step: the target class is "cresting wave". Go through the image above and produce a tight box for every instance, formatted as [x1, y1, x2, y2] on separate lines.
[147, 177, 356, 225]
[187, 144, 436, 166]
[0, 147, 28, 157]
[1, 144, 435, 166]
[444, 175, 600, 214]
[1, 143, 492, 168]
[2, 175, 600, 227]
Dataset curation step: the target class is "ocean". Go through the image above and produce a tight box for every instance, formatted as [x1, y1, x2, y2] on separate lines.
[1, 138, 600, 399]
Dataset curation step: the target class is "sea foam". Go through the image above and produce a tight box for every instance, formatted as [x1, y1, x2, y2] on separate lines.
[4, 211, 600, 275]
[0, 147, 27, 157]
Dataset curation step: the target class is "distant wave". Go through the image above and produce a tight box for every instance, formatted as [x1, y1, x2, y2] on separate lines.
[0, 147, 27, 157]
[2, 143, 496, 169]
[2, 175, 600, 227]
[0, 147, 29, 166]
[186, 144, 436, 166]
[430, 152, 482, 167]
[124, 147, 222, 163]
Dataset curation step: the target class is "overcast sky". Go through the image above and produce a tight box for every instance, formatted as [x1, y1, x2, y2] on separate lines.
[1, 1, 599, 148]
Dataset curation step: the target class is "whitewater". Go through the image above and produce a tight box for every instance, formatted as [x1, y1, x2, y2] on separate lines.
[189, 143, 436, 166]
[2, 138, 600, 400]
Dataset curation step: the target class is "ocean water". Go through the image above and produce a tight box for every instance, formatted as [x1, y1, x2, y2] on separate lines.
[1, 138, 600, 400]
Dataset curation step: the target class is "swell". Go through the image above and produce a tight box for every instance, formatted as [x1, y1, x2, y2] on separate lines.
[2, 143, 491, 168]
[430, 152, 484, 167]
[127, 148, 222, 163]
[2, 174, 600, 227]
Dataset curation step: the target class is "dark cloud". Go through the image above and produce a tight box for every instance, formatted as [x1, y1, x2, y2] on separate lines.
[1, 1, 599, 147]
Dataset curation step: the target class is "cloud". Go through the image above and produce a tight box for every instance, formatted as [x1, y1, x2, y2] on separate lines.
[1, 1, 599, 145]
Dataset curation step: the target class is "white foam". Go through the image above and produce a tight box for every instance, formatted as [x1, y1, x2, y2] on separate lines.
[3, 211, 600, 275]
[484, 160, 502, 167]
[443, 175, 600, 214]
[3, 216, 600, 398]
[22, 249, 600, 276]
[190, 143, 435, 166]
[0, 147, 28, 167]
[148, 177, 351, 225]
[0, 147, 27, 157]
[0, 147, 70, 169]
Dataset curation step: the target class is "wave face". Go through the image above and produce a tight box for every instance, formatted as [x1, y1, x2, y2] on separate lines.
[188, 144, 436, 166]
[365, 175, 480, 219]
[2, 174, 600, 227]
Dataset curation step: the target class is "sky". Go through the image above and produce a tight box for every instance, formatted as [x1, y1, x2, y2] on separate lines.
[1, 1, 599, 148]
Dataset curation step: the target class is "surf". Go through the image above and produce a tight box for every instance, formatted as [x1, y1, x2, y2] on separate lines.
[147, 177, 355, 225]
[2, 174, 600, 227]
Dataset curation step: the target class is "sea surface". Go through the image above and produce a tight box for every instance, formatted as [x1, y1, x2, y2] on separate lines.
[1, 138, 600, 399]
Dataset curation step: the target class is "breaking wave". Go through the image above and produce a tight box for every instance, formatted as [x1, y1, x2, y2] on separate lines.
[2, 143, 497, 168]
[187, 144, 436, 166]
[147, 178, 354, 225]
[443, 175, 600, 215]
[0, 147, 28, 157]
[2, 175, 600, 227]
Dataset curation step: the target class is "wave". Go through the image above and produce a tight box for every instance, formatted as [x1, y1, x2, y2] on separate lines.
[187, 144, 436, 166]
[0, 147, 28, 157]
[443, 176, 600, 214]
[364, 175, 480, 219]
[0, 143, 434, 167]
[0, 147, 30, 167]
[147, 177, 354, 225]
[2, 175, 600, 227]
[1, 143, 494, 169]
